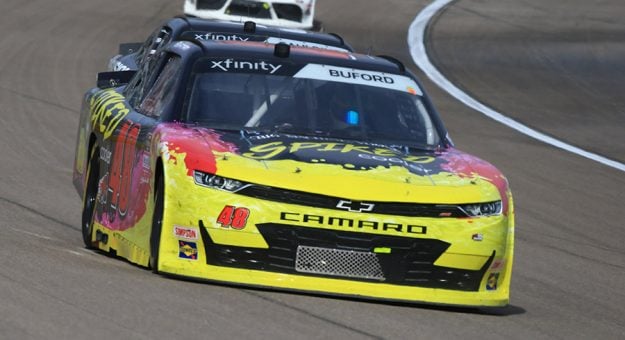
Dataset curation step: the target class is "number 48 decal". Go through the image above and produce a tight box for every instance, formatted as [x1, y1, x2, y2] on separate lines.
[216, 206, 250, 229]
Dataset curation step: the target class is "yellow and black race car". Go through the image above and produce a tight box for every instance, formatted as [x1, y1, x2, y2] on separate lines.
[73, 38, 514, 307]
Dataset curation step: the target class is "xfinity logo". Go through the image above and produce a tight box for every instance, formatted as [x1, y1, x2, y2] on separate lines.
[336, 200, 375, 213]
[195, 33, 249, 41]
[210, 59, 283, 74]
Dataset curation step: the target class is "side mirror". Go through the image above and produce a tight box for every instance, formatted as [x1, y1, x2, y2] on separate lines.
[118, 42, 142, 55]
[96, 70, 136, 89]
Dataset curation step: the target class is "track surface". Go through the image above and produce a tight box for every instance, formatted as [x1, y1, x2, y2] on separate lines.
[1, 0, 624, 338]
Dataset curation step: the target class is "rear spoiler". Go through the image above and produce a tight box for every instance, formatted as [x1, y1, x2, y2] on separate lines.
[118, 42, 142, 55]
[96, 70, 136, 89]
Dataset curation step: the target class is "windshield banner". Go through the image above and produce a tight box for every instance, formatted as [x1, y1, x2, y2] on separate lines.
[294, 64, 423, 95]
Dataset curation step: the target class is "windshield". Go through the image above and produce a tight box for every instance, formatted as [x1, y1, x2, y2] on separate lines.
[186, 63, 441, 147]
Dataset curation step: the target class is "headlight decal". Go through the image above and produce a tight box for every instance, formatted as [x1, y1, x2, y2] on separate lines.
[193, 170, 249, 192]
[459, 201, 502, 217]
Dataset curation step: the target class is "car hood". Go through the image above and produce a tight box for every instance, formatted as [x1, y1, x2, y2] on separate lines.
[157, 125, 509, 207]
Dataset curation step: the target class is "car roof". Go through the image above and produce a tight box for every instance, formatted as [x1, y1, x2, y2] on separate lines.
[168, 39, 406, 76]
[164, 16, 353, 52]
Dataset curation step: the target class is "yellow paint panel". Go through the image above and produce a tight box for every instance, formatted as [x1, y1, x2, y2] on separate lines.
[207, 228, 269, 249]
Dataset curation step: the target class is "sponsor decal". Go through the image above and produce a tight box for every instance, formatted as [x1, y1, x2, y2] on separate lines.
[106, 121, 140, 218]
[265, 37, 348, 52]
[242, 141, 435, 163]
[194, 33, 250, 41]
[236, 140, 436, 175]
[329, 69, 395, 84]
[174, 225, 199, 241]
[97, 173, 109, 204]
[472, 233, 484, 241]
[99, 147, 112, 164]
[294, 64, 423, 95]
[89, 90, 131, 140]
[280, 212, 427, 235]
[486, 273, 499, 291]
[210, 59, 282, 74]
[142, 154, 150, 169]
[490, 259, 505, 271]
[216, 206, 250, 230]
[179, 241, 198, 260]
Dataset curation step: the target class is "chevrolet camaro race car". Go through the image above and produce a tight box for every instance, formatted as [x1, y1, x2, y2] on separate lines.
[109, 16, 351, 72]
[73, 39, 514, 307]
[183, 0, 318, 30]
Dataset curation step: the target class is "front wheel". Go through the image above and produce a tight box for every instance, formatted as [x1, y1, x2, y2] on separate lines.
[149, 174, 164, 273]
[81, 146, 99, 249]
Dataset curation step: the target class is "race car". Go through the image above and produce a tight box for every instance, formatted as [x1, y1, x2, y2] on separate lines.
[109, 16, 351, 72]
[183, 0, 318, 30]
[73, 38, 514, 307]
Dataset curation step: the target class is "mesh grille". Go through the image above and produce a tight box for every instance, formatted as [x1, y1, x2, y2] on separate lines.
[295, 246, 385, 280]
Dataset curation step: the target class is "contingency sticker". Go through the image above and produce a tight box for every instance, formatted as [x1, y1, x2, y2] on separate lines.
[486, 273, 499, 291]
[179, 241, 198, 260]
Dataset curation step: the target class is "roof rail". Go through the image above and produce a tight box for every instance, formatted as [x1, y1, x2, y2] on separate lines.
[377, 55, 406, 73]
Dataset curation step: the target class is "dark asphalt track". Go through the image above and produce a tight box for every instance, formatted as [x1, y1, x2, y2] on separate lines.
[1, 0, 624, 338]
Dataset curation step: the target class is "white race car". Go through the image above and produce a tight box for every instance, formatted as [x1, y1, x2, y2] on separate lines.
[184, 0, 318, 30]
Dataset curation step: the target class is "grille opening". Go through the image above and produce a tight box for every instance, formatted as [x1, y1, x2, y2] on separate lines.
[196, 0, 228, 10]
[227, 0, 272, 19]
[295, 246, 385, 280]
[274, 4, 303, 22]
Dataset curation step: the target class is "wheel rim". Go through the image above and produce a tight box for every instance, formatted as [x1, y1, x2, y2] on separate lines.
[82, 148, 98, 248]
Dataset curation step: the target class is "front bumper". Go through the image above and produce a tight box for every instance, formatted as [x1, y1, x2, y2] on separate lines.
[158, 175, 514, 307]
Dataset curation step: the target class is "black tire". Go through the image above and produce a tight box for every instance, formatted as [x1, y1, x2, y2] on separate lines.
[149, 174, 164, 273]
[81, 146, 99, 249]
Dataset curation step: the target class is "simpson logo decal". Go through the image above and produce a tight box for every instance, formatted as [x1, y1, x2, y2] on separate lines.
[90, 90, 131, 139]
[174, 226, 199, 240]
[486, 273, 499, 291]
[179, 241, 198, 260]
[294, 64, 423, 95]
[216, 206, 250, 229]
[210, 59, 282, 74]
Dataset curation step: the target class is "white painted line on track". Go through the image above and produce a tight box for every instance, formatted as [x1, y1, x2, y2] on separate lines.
[10, 227, 54, 240]
[408, 0, 625, 172]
